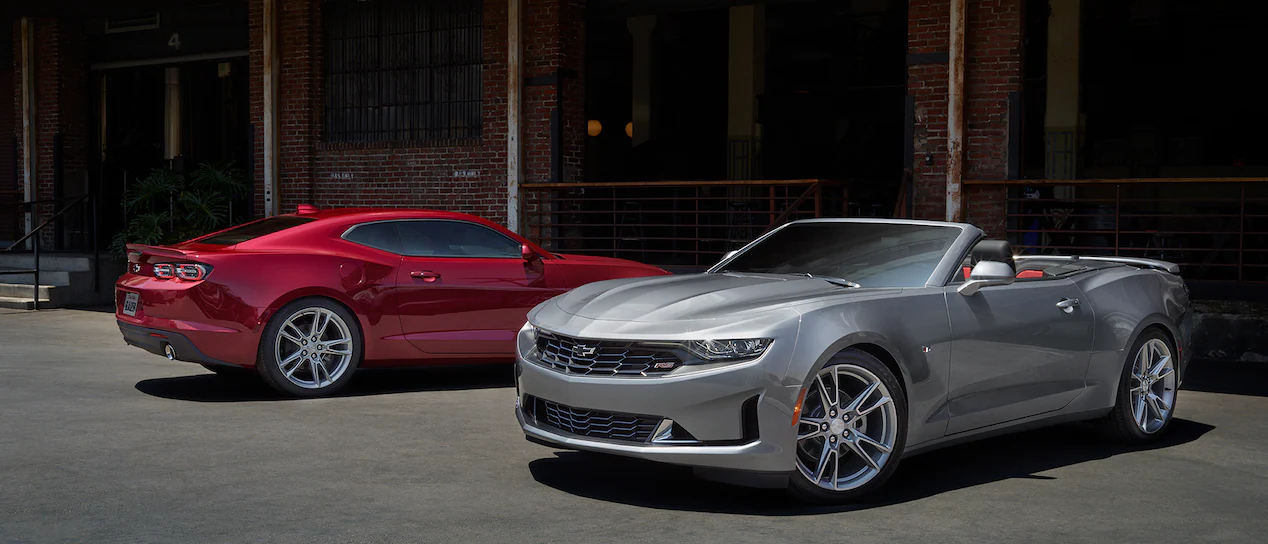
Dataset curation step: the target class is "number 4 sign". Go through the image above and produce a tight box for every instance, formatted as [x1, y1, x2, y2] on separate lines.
[168, 33, 181, 50]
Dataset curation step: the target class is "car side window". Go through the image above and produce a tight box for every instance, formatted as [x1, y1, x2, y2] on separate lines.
[396, 220, 521, 258]
[343, 222, 401, 253]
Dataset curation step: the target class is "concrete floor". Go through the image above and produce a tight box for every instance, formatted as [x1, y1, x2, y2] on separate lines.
[2, 308, 1266, 543]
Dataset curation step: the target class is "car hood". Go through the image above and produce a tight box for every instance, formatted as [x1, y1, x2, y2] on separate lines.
[553, 272, 890, 323]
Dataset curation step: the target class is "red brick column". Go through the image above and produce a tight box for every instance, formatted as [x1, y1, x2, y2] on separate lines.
[248, 0, 585, 226]
[908, 0, 1022, 238]
[10, 18, 88, 246]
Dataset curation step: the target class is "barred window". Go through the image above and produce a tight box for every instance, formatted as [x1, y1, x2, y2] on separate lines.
[324, 0, 483, 143]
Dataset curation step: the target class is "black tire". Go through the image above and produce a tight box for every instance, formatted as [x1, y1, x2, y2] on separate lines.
[256, 297, 363, 398]
[200, 363, 257, 381]
[1098, 328, 1177, 443]
[787, 348, 908, 503]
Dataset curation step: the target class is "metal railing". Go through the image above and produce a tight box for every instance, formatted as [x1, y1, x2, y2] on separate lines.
[966, 178, 1268, 283]
[520, 179, 847, 269]
[0, 194, 100, 310]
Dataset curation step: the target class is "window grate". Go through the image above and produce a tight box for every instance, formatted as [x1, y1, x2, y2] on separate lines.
[324, 0, 483, 143]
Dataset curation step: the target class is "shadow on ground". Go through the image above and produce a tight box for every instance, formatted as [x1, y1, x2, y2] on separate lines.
[1181, 360, 1268, 397]
[135, 364, 513, 402]
[528, 418, 1214, 515]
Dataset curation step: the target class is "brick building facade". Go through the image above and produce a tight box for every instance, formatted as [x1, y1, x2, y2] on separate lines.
[3, 0, 1021, 246]
[246, 0, 588, 228]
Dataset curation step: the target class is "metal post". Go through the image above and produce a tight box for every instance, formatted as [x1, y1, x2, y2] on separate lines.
[1239, 183, 1245, 283]
[21, 18, 36, 244]
[93, 193, 100, 294]
[946, 0, 966, 223]
[507, 0, 524, 233]
[32, 230, 39, 311]
[262, 0, 280, 216]
[1114, 184, 1120, 257]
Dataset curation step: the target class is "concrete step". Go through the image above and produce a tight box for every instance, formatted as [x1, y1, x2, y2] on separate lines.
[0, 253, 97, 272]
[0, 283, 58, 300]
[0, 270, 72, 286]
[0, 254, 123, 310]
[0, 295, 52, 310]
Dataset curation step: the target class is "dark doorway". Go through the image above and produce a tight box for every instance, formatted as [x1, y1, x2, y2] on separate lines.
[584, 0, 908, 214]
[94, 57, 250, 249]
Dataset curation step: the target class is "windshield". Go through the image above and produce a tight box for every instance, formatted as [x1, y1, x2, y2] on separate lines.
[717, 222, 961, 287]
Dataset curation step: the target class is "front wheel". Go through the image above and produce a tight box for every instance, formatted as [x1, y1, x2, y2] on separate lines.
[788, 349, 908, 503]
[256, 298, 362, 397]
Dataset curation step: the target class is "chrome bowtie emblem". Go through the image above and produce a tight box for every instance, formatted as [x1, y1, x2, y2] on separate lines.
[572, 344, 598, 358]
[133, 263, 142, 273]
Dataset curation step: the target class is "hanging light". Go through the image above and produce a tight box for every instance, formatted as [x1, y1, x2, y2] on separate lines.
[587, 120, 602, 137]
[625, 122, 633, 138]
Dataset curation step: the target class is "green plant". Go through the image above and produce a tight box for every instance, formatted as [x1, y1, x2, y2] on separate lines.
[111, 161, 248, 254]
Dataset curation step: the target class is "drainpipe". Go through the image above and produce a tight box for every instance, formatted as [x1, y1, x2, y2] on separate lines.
[946, 0, 966, 223]
[263, 0, 280, 216]
[506, 0, 524, 233]
[20, 18, 35, 243]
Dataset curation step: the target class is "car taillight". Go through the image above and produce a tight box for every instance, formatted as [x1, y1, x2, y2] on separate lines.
[175, 264, 210, 281]
[151, 263, 212, 281]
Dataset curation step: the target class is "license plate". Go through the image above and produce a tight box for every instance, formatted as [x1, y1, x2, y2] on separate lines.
[122, 292, 140, 317]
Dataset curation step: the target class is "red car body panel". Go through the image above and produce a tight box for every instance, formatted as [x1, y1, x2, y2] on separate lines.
[115, 209, 669, 369]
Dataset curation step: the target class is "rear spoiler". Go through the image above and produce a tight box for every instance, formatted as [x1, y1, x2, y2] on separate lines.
[1013, 255, 1180, 275]
[126, 244, 192, 262]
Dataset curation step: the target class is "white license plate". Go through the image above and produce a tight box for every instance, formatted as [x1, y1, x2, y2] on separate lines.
[122, 292, 140, 317]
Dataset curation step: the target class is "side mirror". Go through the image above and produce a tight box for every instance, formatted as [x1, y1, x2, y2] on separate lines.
[957, 260, 1015, 296]
[522, 244, 542, 263]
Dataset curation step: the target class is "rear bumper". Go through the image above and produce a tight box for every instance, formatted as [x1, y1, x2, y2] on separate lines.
[114, 274, 261, 366]
[117, 321, 240, 368]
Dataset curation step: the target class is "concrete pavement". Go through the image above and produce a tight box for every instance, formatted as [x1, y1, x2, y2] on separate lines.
[1, 308, 1265, 543]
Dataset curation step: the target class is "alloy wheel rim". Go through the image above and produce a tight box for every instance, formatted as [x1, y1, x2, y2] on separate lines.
[795, 364, 898, 492]
[274, 307, 354, 390]
[1130, 338, 1176, 434]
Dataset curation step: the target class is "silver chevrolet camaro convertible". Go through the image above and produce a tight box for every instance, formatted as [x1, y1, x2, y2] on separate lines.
[514, 219, 1191, 502]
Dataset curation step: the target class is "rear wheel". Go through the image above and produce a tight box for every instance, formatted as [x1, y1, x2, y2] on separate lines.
[256, 298, 362, 397]
[788, 349, 907, 503]
[1098, 329, 1177, 443]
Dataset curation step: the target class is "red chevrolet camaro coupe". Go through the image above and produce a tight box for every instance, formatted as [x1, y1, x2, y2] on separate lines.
[115, 208, 669, 396]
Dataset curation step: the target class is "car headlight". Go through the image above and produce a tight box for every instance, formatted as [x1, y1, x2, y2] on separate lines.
[686, 339, 772, 362]
[523, 323, 539, 343]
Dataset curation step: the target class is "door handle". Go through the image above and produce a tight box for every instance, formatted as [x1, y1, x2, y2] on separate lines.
[1056, 298, 1080, 313]
[411, 270, 441, 283]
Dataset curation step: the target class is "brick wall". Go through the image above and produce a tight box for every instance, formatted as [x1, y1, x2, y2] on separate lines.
[908, 0, 1022, 238]
[9, 17, 89, 246]
[250, 0, 584, 228]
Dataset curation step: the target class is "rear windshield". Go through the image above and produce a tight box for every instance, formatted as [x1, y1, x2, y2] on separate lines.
[196, 216, 317, 246]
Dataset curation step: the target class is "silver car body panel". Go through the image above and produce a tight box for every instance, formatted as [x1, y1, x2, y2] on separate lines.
[515, 219, 1191, 482]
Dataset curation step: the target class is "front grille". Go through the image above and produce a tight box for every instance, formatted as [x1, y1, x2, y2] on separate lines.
[529, 396, 662, 443]
[534, 331, 682, 376]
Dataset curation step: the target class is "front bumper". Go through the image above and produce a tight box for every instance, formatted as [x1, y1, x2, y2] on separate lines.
[514, 352, 802, 474]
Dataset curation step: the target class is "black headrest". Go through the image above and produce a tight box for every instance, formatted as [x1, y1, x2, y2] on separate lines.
[971, 240, 1015, 272]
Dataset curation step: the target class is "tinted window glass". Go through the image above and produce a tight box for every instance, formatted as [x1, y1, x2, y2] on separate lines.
[198, 216, 317, 246]
[396, 220, 521, 258]
[343, 222, 402, 253]
[720, 223, 961, 287]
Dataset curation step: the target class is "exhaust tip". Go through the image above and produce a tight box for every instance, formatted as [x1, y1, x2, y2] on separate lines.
[164, 344, 177, 361]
